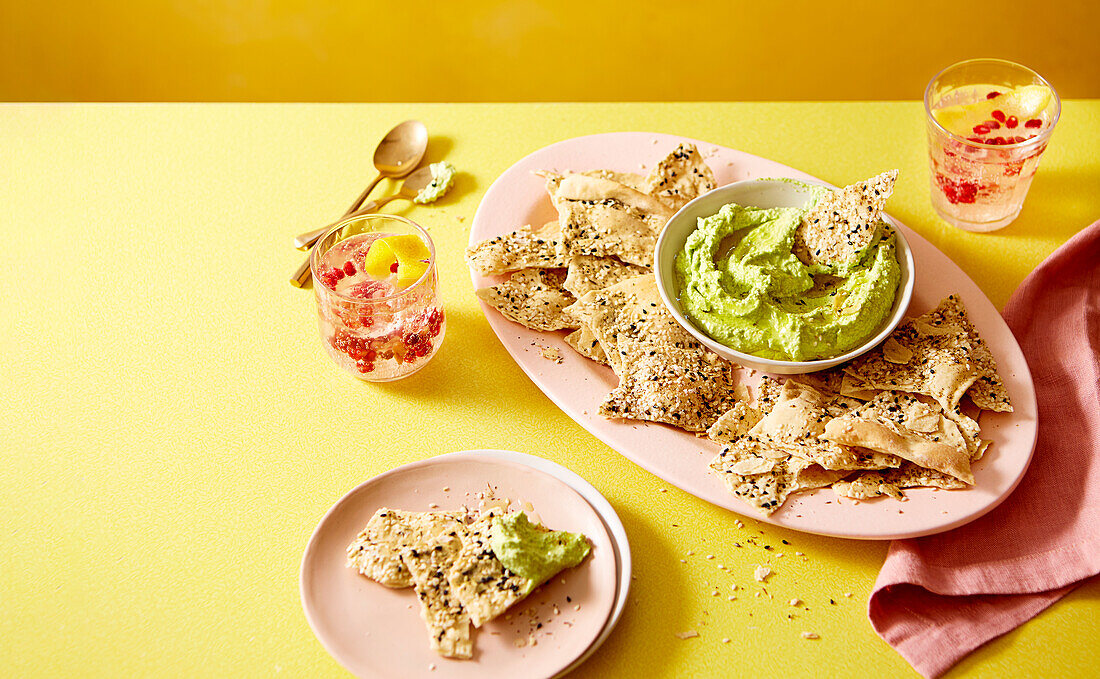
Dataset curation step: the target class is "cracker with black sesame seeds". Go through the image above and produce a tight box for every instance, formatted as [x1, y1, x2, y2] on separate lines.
[709, 435, 843, 516]
[475, 268, 577, 332]
[844, 295, 1012, 413]
[793, 170, 898, 269]
[832, 461, 969, 500]
[465, 221, 566, 275]
[565, 274, 700, 376]
[821, 391, 978, 484]
[400, 530, 474, 659]
[641, 142, 717, 211]
[748, 381, 900, 471]
[563, 323, 609, 366]
[446, 515, 530, 628]
[562, 254, 650, 298]
[347, 509, 468, 588]
[600, 342, 742, 432]
[539, 171, 673, 268]
[707, 401, 765, 444]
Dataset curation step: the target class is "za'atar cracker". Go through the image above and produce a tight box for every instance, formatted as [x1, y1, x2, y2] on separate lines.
[400, 530, 474, 659]
[710, 435, 843, 516]
[793, 170, 898, 268]
[465, 221, 566, 275]
[641, 142, 717, 211]
[540, 171, 673, 267]
[844, 295, 1012, 413]
[347, 508, 468, 588]
[476, 268, 576, 332]
[822, 391, 978, 484]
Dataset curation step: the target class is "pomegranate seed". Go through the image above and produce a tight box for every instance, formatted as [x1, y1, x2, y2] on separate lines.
[404, 332, 421, 347]
[985, 120, 1000, 130]
[973, 124, 989, 135]
[333, 267, 345, 280]
[986, 91, 1002, 99]
[390, 262, 399, 273]
[1005, 116, 1018, 128]
[991, 109, 1006, 122]
[343, 261, 357, 276]
[966, 136, 984, 143]
[1013, 135, 1027, 143]
[1025, 118, 1042, 129]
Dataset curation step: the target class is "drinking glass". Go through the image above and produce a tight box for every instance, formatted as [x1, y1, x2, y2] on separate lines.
[924, 59, 1060, 232]
[311, 214, 444, 381]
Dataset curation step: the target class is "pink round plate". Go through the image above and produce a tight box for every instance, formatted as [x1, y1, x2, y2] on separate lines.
[300, 450, 620, 679]
[468, 132, 1039, 540]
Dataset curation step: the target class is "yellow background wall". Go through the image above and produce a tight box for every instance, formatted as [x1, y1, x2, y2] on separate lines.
[2, 0, 1097, 101]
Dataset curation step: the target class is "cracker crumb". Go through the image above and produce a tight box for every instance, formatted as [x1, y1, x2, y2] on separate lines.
[802, 632, 820, 640]
[539, 346, 563, 364]
[442, 486, 449, 492]
[427, 502, 439, 509]
[734, 520, 744, 529]
[675, 630, 699, 640]
[514, 638, 527, 648]
[789, 598, 801, 607]
[753, 565, 772, 582]
[844, 592, 853, 598]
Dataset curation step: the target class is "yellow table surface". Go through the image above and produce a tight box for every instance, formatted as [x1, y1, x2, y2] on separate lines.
[3, 102, 1099, 678]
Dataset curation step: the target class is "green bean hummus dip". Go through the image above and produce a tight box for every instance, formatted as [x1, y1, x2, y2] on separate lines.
[489, 511, 591, 594]
[675, 175, 901, 362]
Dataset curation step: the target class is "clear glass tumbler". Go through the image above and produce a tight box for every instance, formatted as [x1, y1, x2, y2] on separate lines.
[924, 58, 1060, 232]
[311, 214, 445, 381]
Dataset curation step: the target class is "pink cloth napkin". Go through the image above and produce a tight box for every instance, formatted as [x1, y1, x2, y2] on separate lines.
[868, 220, 1100, 678]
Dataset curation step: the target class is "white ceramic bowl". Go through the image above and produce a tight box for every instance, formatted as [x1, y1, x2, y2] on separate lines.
[654, 178, 915, 374]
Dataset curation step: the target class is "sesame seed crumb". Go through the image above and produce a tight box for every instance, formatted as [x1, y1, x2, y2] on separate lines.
[789, 598, 801, 606]
[802, 632, 820, 640]
[844, 592, 852, 598]
[675, 630, 699, 640]
[706, 555, 715, 560]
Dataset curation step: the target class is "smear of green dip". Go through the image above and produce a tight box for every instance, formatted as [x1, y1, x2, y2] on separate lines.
[489, 512, 591, 595]
[414, 161, 456, 204]
[674, 181, 900, 362]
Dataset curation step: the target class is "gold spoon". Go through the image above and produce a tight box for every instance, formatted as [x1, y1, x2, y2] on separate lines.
[292, 120, 428, 250]
[289, 167, 441, 288]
